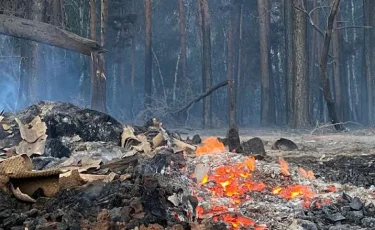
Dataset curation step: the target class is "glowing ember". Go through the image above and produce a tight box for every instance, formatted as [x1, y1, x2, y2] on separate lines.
[193, 154, 323, 229]
[205, 157, 264, 198]
[327, 185, 336, 192]
[196, 205, 230, 219]
[278, 157, 290, 176]
[273, 184, 315, 200]
[195, 156, 266, 228]
[272, 187, 282, 195]
[298, 168, 315, 180]
[314, 198, 332, 209]
[196, 137, 226, 155]
[221, 214, 255, 228]
[254, 225, 268, 230]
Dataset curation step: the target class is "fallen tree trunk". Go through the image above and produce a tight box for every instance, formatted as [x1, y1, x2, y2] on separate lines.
[0, 14, 104, 56]
[173, 79, 229, 114]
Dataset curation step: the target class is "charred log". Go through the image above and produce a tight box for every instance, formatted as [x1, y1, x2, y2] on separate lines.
[226, 127, 242, 153]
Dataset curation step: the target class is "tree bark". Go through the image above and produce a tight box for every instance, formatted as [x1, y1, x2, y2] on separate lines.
[17, 0, 45, 108]
[258, 0, 271, 125]
[319, 0, 345, 131]
[364, 0, 375, 125]
[51, 0, 64, 27]
[284, 0, 295, 126]
[227, 13, 235, 128]
[309, 0, 317, 121]
[200, 0, 212, 128]
[92, 0, 108, 113]
[89, 0, 99, 111]
[235, 4, 243, 124]
[0, 14, 103, 56]
[144, 0, 152, 113]
[332, 10, 342, 121]
[196, 0, 203, 46]
[292, 0, 308, 128]
[178, 0, 187, 89]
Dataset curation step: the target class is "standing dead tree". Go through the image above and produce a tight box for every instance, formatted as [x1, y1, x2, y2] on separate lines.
[257, 0, 271, 125]
[297, 0, 371, 130]
[364, 0, 375, 126]
[284, 0, 294, 126]
[227, 11, 235, 128]
[178, 0, 187, 94]
[319, 0, 346, 131]
[144, 0, 152, 114]
[199, 0, 212, 129]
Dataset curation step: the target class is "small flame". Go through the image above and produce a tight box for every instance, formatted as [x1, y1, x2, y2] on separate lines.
[298, 168, 315, 180]
[196, 137, 226, 155]
[240, 156, 256, 172]
[201, 174, 209, 184]
[278, 157, 290, 176]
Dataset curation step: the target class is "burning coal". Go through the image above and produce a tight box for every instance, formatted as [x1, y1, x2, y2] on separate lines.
[191, 144, 323, 229]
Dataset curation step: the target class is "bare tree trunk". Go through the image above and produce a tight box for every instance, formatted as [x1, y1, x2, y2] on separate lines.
[44, 0, 65, 100]
[364, 0, 375, 125]
[51, 0, 64, 27]
[178, 0, 187, 91]
[200, 0, 212, 128]
[227, 13, 235, 128]
[89, 0, 99, 111]
[331, 0, 342, 121]
[144, 0, 152, 113]
[120, 45, 125, 89]
[95, 0, 108, 112]
[292, 0, 308, 128]
[319, 0, 345, 131]
[258, 0, 270, 125]
[196, 0, 203, 45]
[309, 0, 317, 122]
[284, 0, 294, 126]
[236, 4, 243, 124]
[332, 27, 342, 120]
[18, 0, 45, 108]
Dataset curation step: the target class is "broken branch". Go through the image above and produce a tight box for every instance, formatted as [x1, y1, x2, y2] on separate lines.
[172, 80, 229, 114]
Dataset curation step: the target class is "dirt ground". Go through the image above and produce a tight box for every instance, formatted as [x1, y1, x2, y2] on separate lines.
[180, 126, 375, 160]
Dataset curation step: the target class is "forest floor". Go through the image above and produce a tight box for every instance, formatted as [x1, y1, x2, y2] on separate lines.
[181, 126, 375, 159]
[1, 101, 375, 230]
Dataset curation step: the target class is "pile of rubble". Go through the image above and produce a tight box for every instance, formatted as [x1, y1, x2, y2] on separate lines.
[0, 101, 198, 230]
